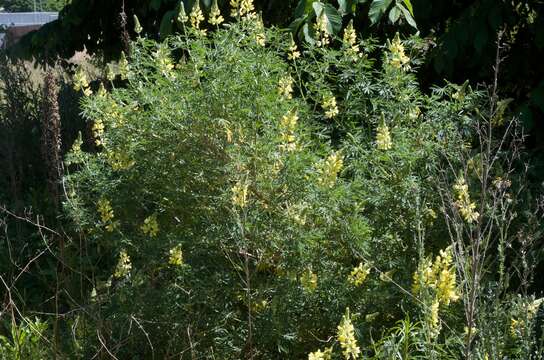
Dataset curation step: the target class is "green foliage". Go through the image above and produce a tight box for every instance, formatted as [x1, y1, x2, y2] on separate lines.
[0, 318, 50, 360]
[0, 0, 65, 12]
[60, 14, 494, 358]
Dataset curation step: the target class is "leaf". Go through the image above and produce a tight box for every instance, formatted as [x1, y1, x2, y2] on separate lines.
[289, 15, 308, 36]
[338, 0, 349, 15]
[312, 2, 342, 34]
[295, 0, 316, 18]
[388, 4, 401, 24]
[402, 0, 414, 16]
[159, 10, 176, 39]
[398, 2, 417, 29]
[368, 0, 393, 25]
[302, 23, 316, 45]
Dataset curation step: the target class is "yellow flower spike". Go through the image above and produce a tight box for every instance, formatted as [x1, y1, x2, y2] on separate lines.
[308, 348, 332, 360]
[348, 262, 371, 287]
[133, 14, 143, 34]
[376, 123, 392, 150]
[83, 87, 93, 97]
[97, 82, 107, 97]
[343, 20, 360, 60]
[168, 245, 184, 266]
[231, 180, 249, 208]
[91, 119, 105, 146]
[315, 11, 330, 47]
[322, 95, 339, 119]
[337, 310, 361, 359]
[409, 106, 421, 120]
[343, 20, 357, 47]
[388, 33, 410, 71]
[97, 198, 114, 224]
[316, 151, 343, 188]
[106, 63, 116, 81]
[230, 0, 255, 19]
[107, 150, 135, 171]
[208, 0, 224, 26]
[279, 110, 298, 151]
[288, 37, 301, 60]
[118, 51, 129, 80]
[278, 76, 294, 99]
[73, 66, 89, 92]
[189, 1, 205, 32]
[141, 214, 159, 237]
[301, 269, 318, 292]
[154, 45, 175, 77]
[177, 1, 188, 23]
[114, 250, 132, 278]
[453, 177, 479, 223]
[429, 299, 440, 335]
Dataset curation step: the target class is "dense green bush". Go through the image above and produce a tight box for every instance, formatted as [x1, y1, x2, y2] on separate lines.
[60, 9, 519, 358]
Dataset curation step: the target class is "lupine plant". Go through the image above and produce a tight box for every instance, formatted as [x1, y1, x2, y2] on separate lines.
[54, 1, 544, 359]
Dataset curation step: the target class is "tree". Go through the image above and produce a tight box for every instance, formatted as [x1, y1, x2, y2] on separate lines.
[0, 0, 66, 12]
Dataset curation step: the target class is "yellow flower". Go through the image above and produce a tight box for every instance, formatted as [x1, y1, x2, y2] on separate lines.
[413, 246, 460, 308]
[453, 177, 479, 223]
[141, 214, 159, 237]
[230, 0, 255, 19]
[97, 198, 114, 225]
[133, 15, 143, 34]
[278, 76, 294, 99]
[376, 124, 392, 150]
[343, 20, 360, 60]
[337, 310, 360, 359]
[315, 12, 330, 47]
[322, 95, 339, 119]
[177, 2, 189, 23]
[301, 269, 318, 292]
[231, 180, 249, 208]
[106, 63, 116, 81]
[97, 82, 107, 97]
[92, 119, 105, 146]
[429, 299, 440, 334]
[388, 33, 410, 71]
[154, 45, 175, 77]
[343, 20, 357, 47]
[409, 106, 421, 120]
[73, 66, 89, 92]
[280, 110, 298, 151]
[114, 250, 132, 278]
[225, 127, 233, 143]
[510, 318, 520, 337]
[208, 0, 224, 25]
[348, 262, 371, 287]
[118, 51, 130, 80]
[255, 32, 266, 47]
[288, 37, 301, 60]
[190, 1, 205, 32]
[252, 299, 268, 313]
[107, 150, 135, 171]
[168, 245, 184, 266]
[317, 151, 343, 188]
[83, 87, 93, 97]
[308, 348, 332, 360]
